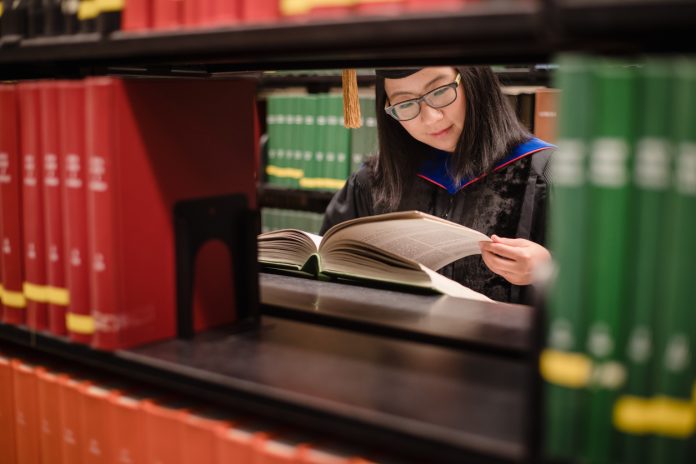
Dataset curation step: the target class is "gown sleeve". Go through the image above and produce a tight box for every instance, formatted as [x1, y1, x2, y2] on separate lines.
[319, 168, 376, 235]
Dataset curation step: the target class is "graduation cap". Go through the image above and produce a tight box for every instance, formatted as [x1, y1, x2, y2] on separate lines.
[342, 67, 424, 129]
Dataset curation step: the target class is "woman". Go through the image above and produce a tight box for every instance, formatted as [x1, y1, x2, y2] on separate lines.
[321, 66, 554, 303]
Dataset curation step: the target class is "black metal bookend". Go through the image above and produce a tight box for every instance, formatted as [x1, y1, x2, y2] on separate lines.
[174, 194, 261, 339]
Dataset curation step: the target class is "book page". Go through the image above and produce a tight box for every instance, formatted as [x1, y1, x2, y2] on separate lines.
[257, 229, 321, 268]
[323, 214, 490, 271]
[421, 267, 492, 302]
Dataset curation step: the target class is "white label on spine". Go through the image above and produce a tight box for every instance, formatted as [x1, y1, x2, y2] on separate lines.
[636, 138, 670, 190]
[552, 139, 585, 187]
[88, 156, 107, 192]
[65, 154, 83, 189]
[677, 143, 696, 195]
[23, 154, 37, 186]
[591, 138, 629, 188]
[0, 152, 10, 183]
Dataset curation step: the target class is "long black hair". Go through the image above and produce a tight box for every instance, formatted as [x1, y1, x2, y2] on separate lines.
[368, 66, 531, 211]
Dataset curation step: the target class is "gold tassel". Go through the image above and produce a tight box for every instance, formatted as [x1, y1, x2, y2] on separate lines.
[342, 69, 362, 129]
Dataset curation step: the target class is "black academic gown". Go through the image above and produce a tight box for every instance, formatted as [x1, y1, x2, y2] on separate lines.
[320, 138, 554, 304]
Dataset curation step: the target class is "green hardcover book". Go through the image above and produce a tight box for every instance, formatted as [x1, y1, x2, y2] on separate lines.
[302, 95, 318, 190]
[649, 58, 696, 464]
[274, 95, 289, 187]
[584, 59, 638, 464]
[350, 94, 367, 174]
[312, 93, 330, 191]
[335, 94, 351, 189]
[267, 94, 283, 186]
[289, 94, 303, 189]
[613, 58, 675, 464]
[542, 54, 594, 461]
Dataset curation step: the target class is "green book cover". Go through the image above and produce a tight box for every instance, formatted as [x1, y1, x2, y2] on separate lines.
[543, 54, 594, 461]
[335, 94, 351, 188]
[265, 94, 280, 185]
[614, 58, 675, 464]
[276, 95, 290, 187]
[312, 93, 330, 191]
[289, 94, 304, 189]
[302, 95, 318, 189]
[649, 58, 696, 464]
[584, 58, 638, 464]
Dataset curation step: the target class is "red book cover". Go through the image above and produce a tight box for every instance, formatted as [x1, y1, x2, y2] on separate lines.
[0, 85, 26, 325]
[85, 77, 257, 350]
[40, 82, 68, 336]
[109, 394, 148, 464]
[142, 400, 188, 463]
[58, 81, 93, 345]
[0, 356, 18, 464]
[58, 375, 88, 464]
[11, 360, 41, 464]
[182, 413, 229, 463]
[182, 0, 201, 26]
[213, 0, 242, 25]
[406, 0, 467, 12]
[123, 0, 152, 30]
[353, 0, 403, 15]
[18, 82, 48, 331]
[36, 367, 64, 464]
[152, 0, 183, 29]
[216, 423, 268, 462]
[243, 0, 279, 23]
[79, 384, 119, 464]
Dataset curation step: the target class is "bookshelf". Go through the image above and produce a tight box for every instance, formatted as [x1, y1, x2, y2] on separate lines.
[1, 1, 695, 463]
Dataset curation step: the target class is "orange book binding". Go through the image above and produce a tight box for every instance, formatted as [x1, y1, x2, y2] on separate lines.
[534, 88, 561, 144]
[0, 84, 26, 325]
[58, 375, 88, 464]
[84, 77, 257, 350]
[11, 360, 41, 464]
[79, 384, 120, 463]
[216, 422, 269, 463]
[36, 367, 64, 464]
[0, 356, 17, 464]
[109, 393, 149, 464]
[142, 400, 189, 463]
[182, 413, 230, 463]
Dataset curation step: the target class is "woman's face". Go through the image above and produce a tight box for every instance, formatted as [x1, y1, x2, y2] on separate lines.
[384, 67, 465, 152]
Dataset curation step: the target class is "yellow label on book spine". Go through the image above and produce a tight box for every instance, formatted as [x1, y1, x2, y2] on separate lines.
[1, 288, 27, 308]
[539, 349, 592, 388]
[266, 165, 304, 179]
[614, 394, 696, 437]
[78, 0, 99, 20]
[97, 0, 125, 13]
[46, 287, 70, 306]
[23, 282, 50, 303]
[299, 177, 346, 190]
[67, 313, 96, 335]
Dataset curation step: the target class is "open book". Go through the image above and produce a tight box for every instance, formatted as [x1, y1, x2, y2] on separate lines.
[258, 211, 492, 302]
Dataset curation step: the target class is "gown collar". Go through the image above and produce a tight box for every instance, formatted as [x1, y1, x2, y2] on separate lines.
[417, 137, 555, 195]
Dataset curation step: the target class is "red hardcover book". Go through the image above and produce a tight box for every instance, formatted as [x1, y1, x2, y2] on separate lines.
[18, 82, 48, 330]
[152, 0, 182, 29]
[0, 84, 26, 325]
[36, 367, 64, 464]
[123, 0, 152, 30]
[40, 82, 68, 335]
[58, 375, 88, 464]
[353, 0, 403, 16]
[58, 81, 93, 345]
[212, 0, 242, 25]
[85, 77, 257, 350]
[406, 0, 468, 12]
[534, 88, 561, 144]
[0, 356, 18, 464]
[109, 394, 148, 464]
[243, 0, 279, 23]
[79, 384, 119, 464]
[182, 0, 201, 26]
[143, 400, 189, 463]
[11, 360, 41, 464]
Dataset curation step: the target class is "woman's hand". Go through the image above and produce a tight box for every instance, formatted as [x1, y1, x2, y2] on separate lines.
[479, 235, 551, 286]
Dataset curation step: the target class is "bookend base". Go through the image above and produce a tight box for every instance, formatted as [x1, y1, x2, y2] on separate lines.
[174, 194, 260, 339]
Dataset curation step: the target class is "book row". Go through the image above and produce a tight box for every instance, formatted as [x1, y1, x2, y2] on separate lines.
[265, 92, 376, 191]
[261, 208, 325, 235]
[0, 352, 374, 464]
[544, 55, 696, 464]
[0, 0, 486, 39]
[0, 77, 257, 350]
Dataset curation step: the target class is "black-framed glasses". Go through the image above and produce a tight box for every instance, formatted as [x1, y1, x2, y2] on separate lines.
[384, 73, 461, 121]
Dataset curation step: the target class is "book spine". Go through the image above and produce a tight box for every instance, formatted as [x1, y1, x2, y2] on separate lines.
[18, 82, 49, 330]
[57, 376, 87, 463]
[85, 77, 119, 350]
[542, 54, 593, 461]
[648, 58, 696, 464]
[0, 356, 18, 464]
[79, 384, 119, 462]
[36, 367, 63, 464]
[11, 360, 41, 464]
[40, 82, 68, 336]
[0, 84, 26, 325]
[243, 0, 279, 23]
[122, 0, 151, 31]
[151, 0, 181, 29]
[59, 81, 93, 345]
[584, 59, 637, 464]
[533, 88, 560, 144]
